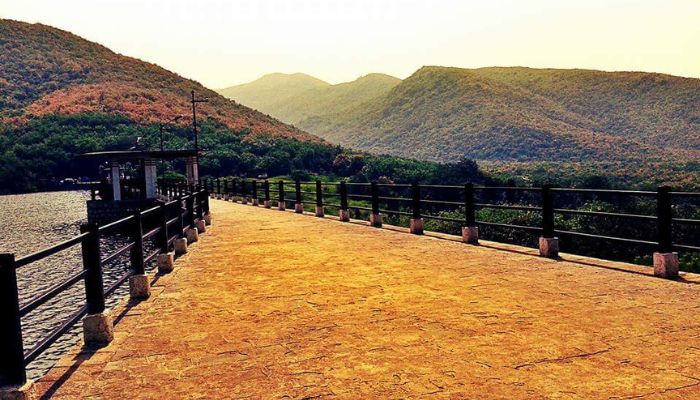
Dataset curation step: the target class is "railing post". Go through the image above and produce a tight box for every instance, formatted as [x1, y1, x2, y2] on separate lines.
[129, 211, 150, 299]
[653, 186, 678, 278]
[241, 179, 248, 204]
[264, 180, 271, 208]
[185, 194, 199, 243]
[295, 180, 303, 213]
[157, 203, 175, 273]
[278, 181, 285, 210]
[223, 179, 229, 201]
[252, 180, 259, 206]
[216, 179, 221, 199]
[538, 185, 559, 258]
[174, 198, 188, 255]
[80, 223, 113, 346]
[315, 180, 324, 217]
[462, 183, 478, 244]
[339, 181, 349, 222]
[232, 179, 238, 201]
[0, 253, 28, 391]
[370, 182, 382, 227]
[410, 182, 423, 234]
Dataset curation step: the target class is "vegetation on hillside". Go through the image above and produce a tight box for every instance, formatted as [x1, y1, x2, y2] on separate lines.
[0, 19, 317, 142]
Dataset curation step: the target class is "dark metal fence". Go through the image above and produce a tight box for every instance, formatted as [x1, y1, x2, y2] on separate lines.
[205, 178, 700, 257]
[0, 185, 209, 389]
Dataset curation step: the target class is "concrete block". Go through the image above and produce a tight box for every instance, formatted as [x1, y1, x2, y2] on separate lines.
[462, 226, 479, 245]
[339, 209, 350, 222]
[264, 200, 271, 208]
[278, 202, 286, 211]
[539, 237, 559, 258]
[295, 203, 304, 213]
[410, 218, 424, 235]
[252, 199, 259, 206]
[0, 381, 35, 400]
[157, 252, 174, 273]
[129, 274, 151, 299]
[195, 219, 206, 233]
[83, 313, 114, 347]
[653, 252, 679, 279]
[174, 238, 188, 255]
[203, 213, 212, 226]
[315, 205, 325, 217]
[186, 227, 199, 243]
[370, 213, 383, 228]
[241, 198, 248, 205]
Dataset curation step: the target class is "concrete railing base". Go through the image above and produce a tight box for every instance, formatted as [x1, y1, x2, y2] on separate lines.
[462, 226, 479, 245]
[129, 274, 151, 299]
[539, 237, 559, 258]
[185, 227, 199, 243]
[157, 252, 175, 273]
[264, 200, 271, 208]
[370, 213, 383, 228]
[252, 199, 259, 206]
[174, 238, 188, 255]
[0, 380, 35, 400]
[195, 219, 207, 233]
[315, 205, 324, 217]
[203, 213, 212, 226]
[278, 203, 286, 211]
[410, 218, 424, 235]
[295, 203, 304, 213]
[339, 209, 350, 222]
[241, 198, 248, 205]
[83, 312, 114, 347]
[653, 252, 679, 279]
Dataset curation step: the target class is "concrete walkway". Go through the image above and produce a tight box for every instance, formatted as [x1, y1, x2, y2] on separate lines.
[36, 199, 700, 399]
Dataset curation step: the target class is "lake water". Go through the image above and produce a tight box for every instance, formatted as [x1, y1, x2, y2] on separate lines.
[0, 191, 156, 380]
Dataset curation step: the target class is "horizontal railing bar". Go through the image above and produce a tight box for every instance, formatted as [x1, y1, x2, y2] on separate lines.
[672, 218, 700, 225]
[19, 270, 86, 317]
[475, 186, 541, 192]
[551, 188, 656, 196]
[376, 183, 411, 187]
[670, 192, 700, 197]
[142, 226, 161, 241]
[378, 196, 411, 202]
[420, 199, 463, 206]
[553, 229, 657, 245]
[99, 215, 135, 234]
[166, 217, 179, 227]
[477, 221, 541, 231]
[101, 242, 135, 265]
[422, 214, 465, 224]
[419, 184, 463, 189]
[347, 194, 372, 199]
[103, 270, 132, 298]
[379, 209, 413, 217]
[24, 305, 88, 365]
[475, 203, 541, 212]
[322, 203, 341, 208]
[554, 208, 656, 220]
[674, 244, 700, 251]
[15, 234, 87, 268]
[141, 206, 161, 217]
[144, 248, 161, 264]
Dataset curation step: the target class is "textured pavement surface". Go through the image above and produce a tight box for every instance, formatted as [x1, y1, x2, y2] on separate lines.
[36, 199, 700, 399]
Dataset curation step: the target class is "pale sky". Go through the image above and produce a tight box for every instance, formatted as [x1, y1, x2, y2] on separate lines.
[2, 0, 699, 88]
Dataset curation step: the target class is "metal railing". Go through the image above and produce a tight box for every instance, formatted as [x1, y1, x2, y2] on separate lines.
[204, 178, 699, 257]
[0, 185, 209, 388]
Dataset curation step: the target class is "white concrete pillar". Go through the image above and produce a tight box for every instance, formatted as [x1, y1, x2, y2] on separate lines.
[110, 162, 121, 201]
[186, 156, 199, 186]
[144, 159, 157, 199]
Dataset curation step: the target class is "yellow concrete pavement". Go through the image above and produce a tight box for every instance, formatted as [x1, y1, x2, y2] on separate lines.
[36, 199, 700, 399]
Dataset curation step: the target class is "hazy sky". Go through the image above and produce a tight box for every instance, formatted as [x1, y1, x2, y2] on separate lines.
[2, 0, 699, 88]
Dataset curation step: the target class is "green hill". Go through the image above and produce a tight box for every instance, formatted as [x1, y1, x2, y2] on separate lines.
[0, 19, 318, 142]
[218, 73, 401, 126]
[312, 66, 700, 164]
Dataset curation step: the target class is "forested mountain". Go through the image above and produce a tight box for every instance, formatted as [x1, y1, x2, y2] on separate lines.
[0, 19, 318, 141]
[218, 73, 401, 127]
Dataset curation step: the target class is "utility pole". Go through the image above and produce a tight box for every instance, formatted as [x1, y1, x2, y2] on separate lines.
[190, 91, 208, 166]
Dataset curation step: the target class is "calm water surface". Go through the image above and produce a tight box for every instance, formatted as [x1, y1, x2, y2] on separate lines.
[0, 191, 154, 380]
